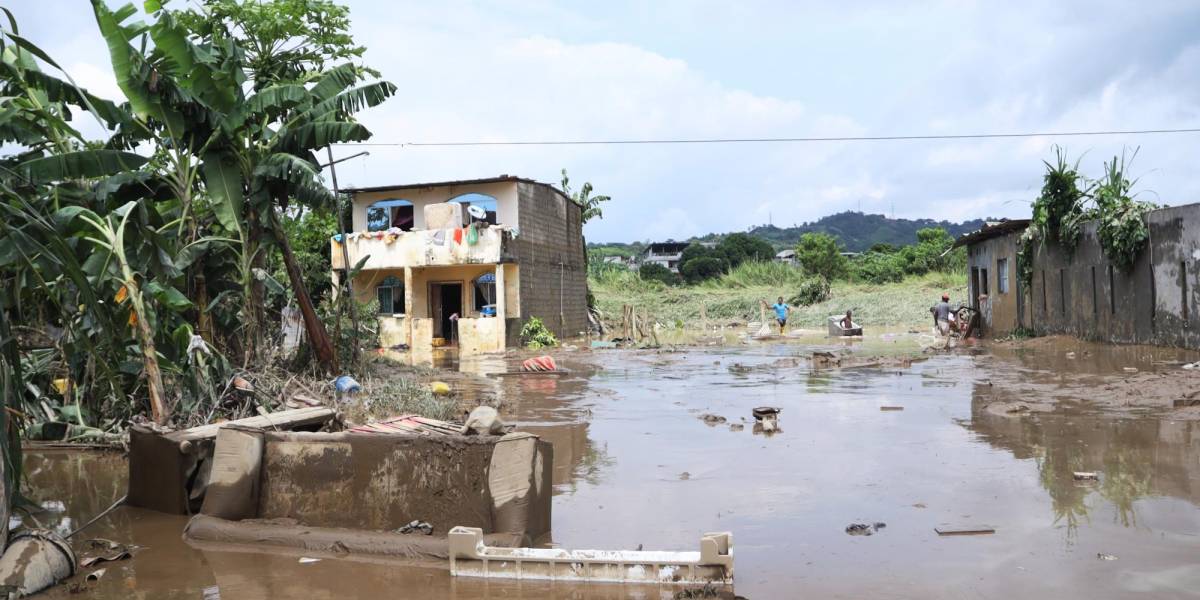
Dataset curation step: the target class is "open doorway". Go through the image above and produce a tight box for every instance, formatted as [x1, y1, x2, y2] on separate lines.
[429, 282, 463, 344]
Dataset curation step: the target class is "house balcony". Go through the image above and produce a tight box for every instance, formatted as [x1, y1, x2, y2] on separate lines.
[330, 226, 515, 270]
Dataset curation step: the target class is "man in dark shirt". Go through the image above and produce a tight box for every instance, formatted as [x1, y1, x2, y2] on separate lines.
[931, 294, 952, 335]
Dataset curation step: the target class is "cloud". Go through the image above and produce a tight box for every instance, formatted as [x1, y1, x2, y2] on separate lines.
[12, 1, 1200, 242]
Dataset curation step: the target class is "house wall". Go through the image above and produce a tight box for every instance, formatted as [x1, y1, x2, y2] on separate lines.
[350, 181, 520, 232]
[967, 232, 1023, 336]
[351, 264, 513, 351]
[1028, 202, 1200, 348]
[513, 182, 588, 342]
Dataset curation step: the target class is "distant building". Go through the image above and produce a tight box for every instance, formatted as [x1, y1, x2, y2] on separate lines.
[774, 249, 796, 265]
[643, 242, 691, 273]
[602, 255, 635, 269]
[331, 176, 587, 354]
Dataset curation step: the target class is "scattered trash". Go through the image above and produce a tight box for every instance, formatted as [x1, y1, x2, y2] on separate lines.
[880, 406, 904, 411]
[1123, 367, 1139, 373]
[679, 472, 691, 481]
[752, 407, 780, 420]
[1097, 553, 1118, 561]
[729, 423, 744, 432]
[429, 381, 451, 396]
[334, 375, 362, 395]
[912, 503, 927, 509]
[845, 522, 886, 536]
[521, 356, 558, 372]
[1073, 471, 1099, 481]
[727, 363, 752, 375]
[298, 557, 321, 564]
[398, 520, 433, 535]
[231, 375, 254, 392]
[85, 568, 106, 582]
[699, 414, 727, 426]
[674, 583, 723, 598]
[0, 529, 76, 597]
[202, 585, 221, 600]
[935, 525, 995, 536]
[1066, 352, 1076, 359]
[460, 406, 505, 435]
[79, 550, 131, 568]
[590, 340, 617, 349]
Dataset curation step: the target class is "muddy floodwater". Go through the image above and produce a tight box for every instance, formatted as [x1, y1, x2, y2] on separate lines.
[27, 335, 1200, 599]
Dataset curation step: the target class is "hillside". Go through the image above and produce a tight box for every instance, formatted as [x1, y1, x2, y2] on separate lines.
[592, 211, 987, 253]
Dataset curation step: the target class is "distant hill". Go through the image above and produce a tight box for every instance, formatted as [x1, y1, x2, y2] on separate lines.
[590, 211, 989, 254]
[696, 212, 988, 252]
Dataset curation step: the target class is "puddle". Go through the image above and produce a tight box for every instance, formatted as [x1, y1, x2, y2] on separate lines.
[26, 337, 1200, 598]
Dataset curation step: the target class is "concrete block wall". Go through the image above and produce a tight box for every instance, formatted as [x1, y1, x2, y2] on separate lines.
[1029, 202, 1200, 348]
[513, 182, 589, 340]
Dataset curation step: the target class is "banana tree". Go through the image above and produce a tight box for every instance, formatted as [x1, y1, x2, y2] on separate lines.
[91, 1, 395, 372]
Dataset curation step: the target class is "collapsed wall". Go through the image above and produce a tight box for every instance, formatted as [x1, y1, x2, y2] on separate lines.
[184, 427, 553, 562]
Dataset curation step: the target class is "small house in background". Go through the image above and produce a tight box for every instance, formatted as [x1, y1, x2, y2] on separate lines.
[602, 255, 635, 269]
[952, 219, 1030, 336]
[643, 241, 690, 274]
[774, 249, 796, 265]
[331, 176, 587, 355]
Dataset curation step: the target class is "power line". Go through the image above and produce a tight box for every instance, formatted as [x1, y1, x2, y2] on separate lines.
[332, 127, 1200, 148]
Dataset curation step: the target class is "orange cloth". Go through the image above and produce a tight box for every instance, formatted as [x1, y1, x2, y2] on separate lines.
[453, 228, 463, 244]
[521, 356, 557, 372]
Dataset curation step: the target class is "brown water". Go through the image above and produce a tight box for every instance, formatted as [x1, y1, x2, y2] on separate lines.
[27, 335, 1200, 599]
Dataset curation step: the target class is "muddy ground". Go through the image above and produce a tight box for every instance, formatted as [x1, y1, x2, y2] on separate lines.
[24, 332, 1200, 599]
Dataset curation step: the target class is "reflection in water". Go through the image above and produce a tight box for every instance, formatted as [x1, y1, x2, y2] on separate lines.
[967, 381, 1200, 542]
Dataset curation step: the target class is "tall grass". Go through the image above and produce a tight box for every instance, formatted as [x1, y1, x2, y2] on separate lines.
[702, 261, 811, 289]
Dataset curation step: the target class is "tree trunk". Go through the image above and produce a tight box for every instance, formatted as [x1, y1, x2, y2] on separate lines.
[268, 208, 337, 372]
[242, 210, 267, 365]
[130, 289, 169, 425]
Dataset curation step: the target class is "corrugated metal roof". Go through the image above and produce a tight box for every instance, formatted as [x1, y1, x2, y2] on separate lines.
[952, 219, 1031, 249]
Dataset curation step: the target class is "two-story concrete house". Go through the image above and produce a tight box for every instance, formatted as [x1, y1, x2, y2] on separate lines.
[330, 176, 588, 354]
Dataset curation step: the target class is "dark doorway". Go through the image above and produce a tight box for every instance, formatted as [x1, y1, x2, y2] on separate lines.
[430, 282, 463, 344]
[970, 268, 980, 309]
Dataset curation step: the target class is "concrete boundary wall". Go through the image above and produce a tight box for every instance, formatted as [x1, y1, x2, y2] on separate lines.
[1029, 202, 1200, 348]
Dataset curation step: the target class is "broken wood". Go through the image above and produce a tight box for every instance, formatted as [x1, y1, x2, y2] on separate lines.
[879, 406, 904, 411]
[935, 525, 995, 536]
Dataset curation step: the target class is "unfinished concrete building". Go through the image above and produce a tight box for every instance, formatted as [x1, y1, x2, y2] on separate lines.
[958, 202, 1200, 348]
[330, 176, 587, 353]
[952, 219, 1030, 336]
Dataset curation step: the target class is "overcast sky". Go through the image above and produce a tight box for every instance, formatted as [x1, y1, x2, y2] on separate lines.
[14, 1, 1200, 242]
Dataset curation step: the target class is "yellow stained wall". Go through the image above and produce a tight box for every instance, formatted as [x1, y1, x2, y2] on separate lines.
[350, 264, 516, 352]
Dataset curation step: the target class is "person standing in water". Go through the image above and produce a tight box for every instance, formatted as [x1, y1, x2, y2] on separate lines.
[770, 296, 790, 334]
[931, 294, 952, 335]
[840, 309, 854, 330]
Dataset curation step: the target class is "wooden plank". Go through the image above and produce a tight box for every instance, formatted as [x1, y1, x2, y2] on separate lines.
[935, 525, 996, 536]
[167, 406, 335, 442]
[879, 406, 905, 411]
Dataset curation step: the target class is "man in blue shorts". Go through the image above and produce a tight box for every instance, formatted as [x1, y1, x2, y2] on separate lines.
[770, 296, 790, 334]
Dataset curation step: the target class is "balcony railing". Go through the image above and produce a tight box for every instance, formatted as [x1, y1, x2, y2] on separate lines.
[331, 226, 513, 270]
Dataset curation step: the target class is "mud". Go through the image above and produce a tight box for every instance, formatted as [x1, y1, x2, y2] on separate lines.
[25, 333, 1200, 599]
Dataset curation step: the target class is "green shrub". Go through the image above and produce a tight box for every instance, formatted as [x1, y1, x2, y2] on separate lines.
[639, 262, 677, 285]
[789, 275, 831, 306]
[681, 256, 727, 283]
[853, 251, 906, 284]
[520, 316, 559, 349]
[1094, 151, 1154, 271]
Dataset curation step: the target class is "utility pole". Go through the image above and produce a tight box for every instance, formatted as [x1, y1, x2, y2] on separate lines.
[324, 148, 368, 364]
